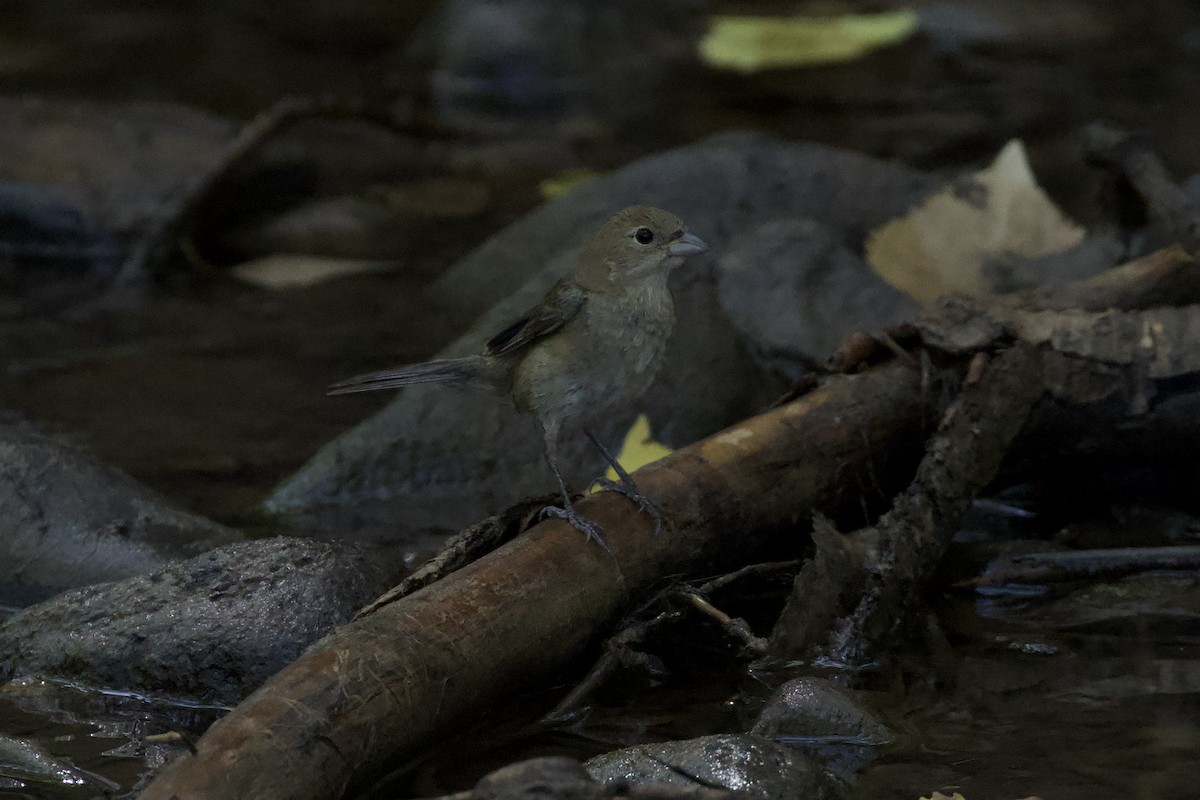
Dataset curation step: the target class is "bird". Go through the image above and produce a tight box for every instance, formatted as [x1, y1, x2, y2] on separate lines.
[328, 206, 707, 548]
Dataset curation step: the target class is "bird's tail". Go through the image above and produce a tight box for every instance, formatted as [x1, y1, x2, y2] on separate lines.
[327, 355, 490, 395]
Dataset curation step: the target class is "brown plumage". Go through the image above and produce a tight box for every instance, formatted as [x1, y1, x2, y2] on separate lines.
[329, 206, 707, 547]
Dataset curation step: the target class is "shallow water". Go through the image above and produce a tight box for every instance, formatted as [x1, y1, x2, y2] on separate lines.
[2, 0, 1200, 796]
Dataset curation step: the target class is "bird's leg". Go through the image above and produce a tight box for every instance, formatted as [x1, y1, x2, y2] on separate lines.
[585, 429, 664, 534]
[538, 425, 611, 553]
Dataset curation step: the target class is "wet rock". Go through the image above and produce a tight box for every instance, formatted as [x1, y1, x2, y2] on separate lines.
[0, 732, 115, 793]
[585, 733, 845, 800]
[473, 757, 601, 800]
[268, 132, 940, 529]
[718, 219, 919, 377]
[750, 677, 891, 781]
[0, 677, 222, 792]
[752, 678, 891, 744]
[0, 424, 241, 607]
[0, 537, 398, 705]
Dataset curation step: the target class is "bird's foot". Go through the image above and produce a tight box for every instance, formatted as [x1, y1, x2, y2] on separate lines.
[541, 502, 612, 554]
[596, 476, 664, 535]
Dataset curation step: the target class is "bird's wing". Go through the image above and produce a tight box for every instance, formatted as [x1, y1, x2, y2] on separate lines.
[484, 279, 586, 357]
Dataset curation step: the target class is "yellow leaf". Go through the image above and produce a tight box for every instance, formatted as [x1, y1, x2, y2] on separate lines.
[866, 139, 1085, 304]
[919, 792, 967, 800]
[539, 168, 600, 199]
[699, 10, 919, 73]
[591, 415, 672, 492]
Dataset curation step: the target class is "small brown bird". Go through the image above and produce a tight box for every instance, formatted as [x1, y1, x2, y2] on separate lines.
[328, 206, 707, 547]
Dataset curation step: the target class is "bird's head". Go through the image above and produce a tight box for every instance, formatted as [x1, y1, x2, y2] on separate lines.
[576, 206, 708, 289]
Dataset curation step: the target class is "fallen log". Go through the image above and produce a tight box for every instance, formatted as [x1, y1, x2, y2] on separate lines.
[138, 362, 936, 800]
[139, 246, 1200, 799]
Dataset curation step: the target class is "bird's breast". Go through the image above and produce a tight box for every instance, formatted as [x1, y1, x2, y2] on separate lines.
[510, 284, 675, 429]
[581, 286, 675, 396]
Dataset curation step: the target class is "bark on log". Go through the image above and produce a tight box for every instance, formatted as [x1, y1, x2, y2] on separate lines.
[999, 245, 1197, 313]
[1084, 122, 1200, 254]
[138, 363, 935, 800]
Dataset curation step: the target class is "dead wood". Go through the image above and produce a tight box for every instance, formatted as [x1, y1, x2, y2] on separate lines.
[998, 245, 1198, 313]
[544, 561, 797, 722]
[916, 246, 1199, 357]
[917, 248, 1200, 431]
[807, 251, 1200, 667]
[681, 593, 769, 657]
[1085, 122, 1200, 254]
[770, 344, 1044, 663]
[542, 607, 678, 724]
[137, 362, 934, 800]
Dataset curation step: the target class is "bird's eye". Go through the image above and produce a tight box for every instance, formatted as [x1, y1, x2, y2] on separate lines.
[634, 227, 654, 244]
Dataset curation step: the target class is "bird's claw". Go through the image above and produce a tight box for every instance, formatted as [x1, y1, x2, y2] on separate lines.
[596, 477, 664, 535]
[541, 503, 612, 554]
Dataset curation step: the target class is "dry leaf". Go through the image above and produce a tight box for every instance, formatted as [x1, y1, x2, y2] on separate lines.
[866, 140, 1085, 303]
[699, 10, 918, 73]
[231, 254, 399, 290]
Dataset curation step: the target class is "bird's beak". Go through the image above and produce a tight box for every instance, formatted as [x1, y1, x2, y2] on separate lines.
[668, 232, 708, 256]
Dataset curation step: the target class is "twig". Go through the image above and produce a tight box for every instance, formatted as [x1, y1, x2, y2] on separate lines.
[693, 561, 801, 595]
[681, 593, 768, 657]
[542, 608, 681, 723]
[876, 331, 918, 367]
[543, 562, 796, 721]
